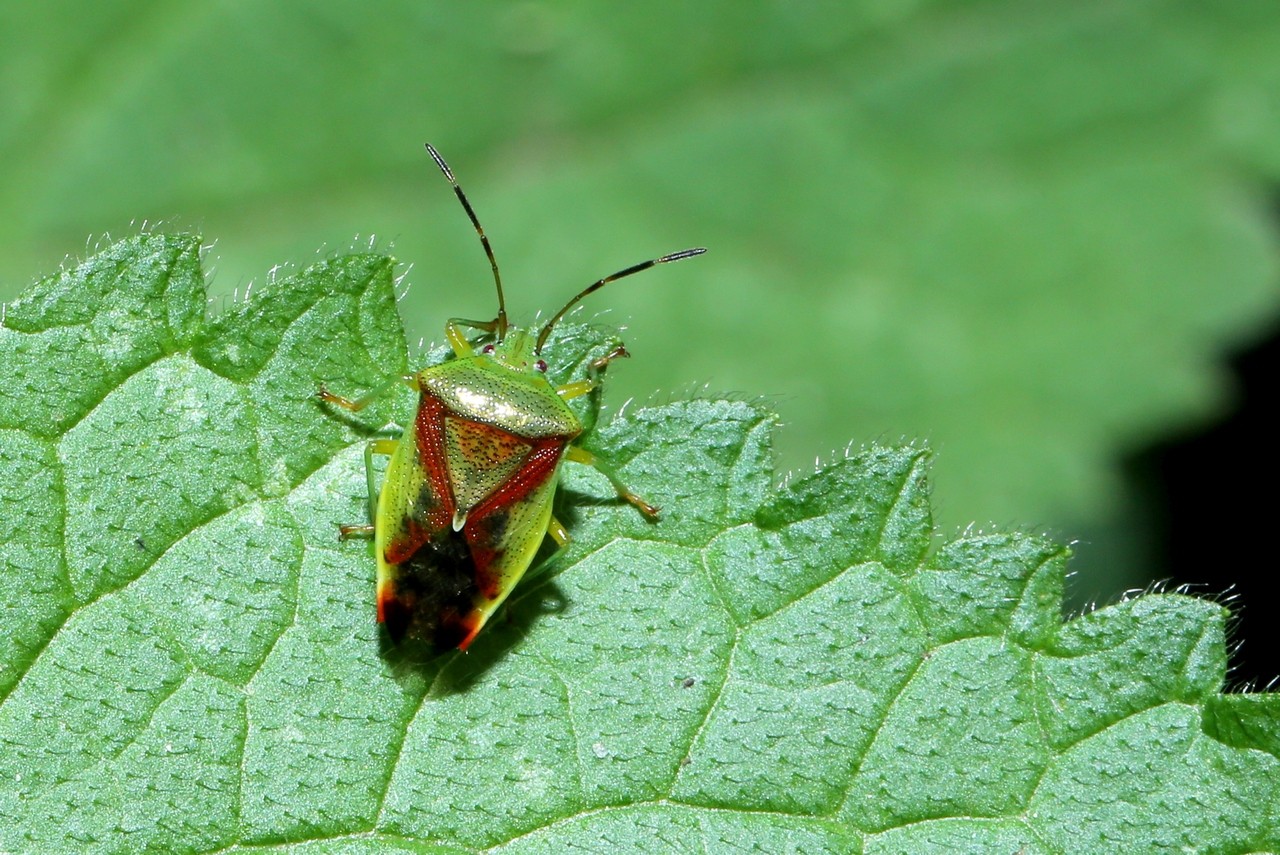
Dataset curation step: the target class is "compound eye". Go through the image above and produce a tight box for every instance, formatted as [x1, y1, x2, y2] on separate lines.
[534, 359, 548, 373]
[482, 344, 496, 354]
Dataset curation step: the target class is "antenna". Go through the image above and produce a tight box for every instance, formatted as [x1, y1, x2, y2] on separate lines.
[425, 144, 509, 340]
[535, 247, 706, 353]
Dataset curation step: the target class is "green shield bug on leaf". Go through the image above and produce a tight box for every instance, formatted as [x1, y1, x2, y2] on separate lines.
[319, 144, 704, 651]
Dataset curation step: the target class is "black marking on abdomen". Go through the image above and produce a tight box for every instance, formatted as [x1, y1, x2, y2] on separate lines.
[390, 526, 477, 649]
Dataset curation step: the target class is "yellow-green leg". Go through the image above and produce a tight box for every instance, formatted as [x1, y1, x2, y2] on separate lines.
[565, 445, 660, 520]
[445, 317, 501, 357]
[556, 344, 629, 402]
[338, 437, 399, 540]
[317, 375, 418, 539]
[316, 375, 415, 412]
[526, 515, 572, 581]
[547, 515, 570, 547]
[557, 344, 629, 435]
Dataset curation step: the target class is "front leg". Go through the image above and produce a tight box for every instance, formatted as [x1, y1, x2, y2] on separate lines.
[556, 344, 630, 402]
[445, 317, 501, 357]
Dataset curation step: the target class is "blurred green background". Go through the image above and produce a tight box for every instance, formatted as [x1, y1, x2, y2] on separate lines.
[3, 3, 1279, 626]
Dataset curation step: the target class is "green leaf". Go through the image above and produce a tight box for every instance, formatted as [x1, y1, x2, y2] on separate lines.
[1, 237, 1276, 853]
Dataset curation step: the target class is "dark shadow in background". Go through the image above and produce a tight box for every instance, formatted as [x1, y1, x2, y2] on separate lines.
[1124, 322, 1280, 689]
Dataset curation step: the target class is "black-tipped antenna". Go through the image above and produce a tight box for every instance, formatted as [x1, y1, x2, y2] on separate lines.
[425, 143, 509, 340]
[535, 247, 706, 353]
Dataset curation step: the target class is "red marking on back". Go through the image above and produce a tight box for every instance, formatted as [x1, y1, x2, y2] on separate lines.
[414, 393, 457, 532]
[463, 441, 565, 598]
[471, 442, 565, 520]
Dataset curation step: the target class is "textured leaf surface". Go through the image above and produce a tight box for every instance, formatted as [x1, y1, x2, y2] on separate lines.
[1, 237, 1277, 853]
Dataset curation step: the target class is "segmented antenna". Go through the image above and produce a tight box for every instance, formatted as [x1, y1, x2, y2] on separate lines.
[535, 248, 706, 353]
[425, 143, 509, 340]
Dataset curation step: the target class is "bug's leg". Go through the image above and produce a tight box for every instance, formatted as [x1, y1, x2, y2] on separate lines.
[558, 344, 630, 434]
[444, 317, 500, 357]
[547, 515, 570, 547]
[556, 344, 630, 402]
[339, 524, 376, 540]
[525, 516, 573, 581]
[362, 438, 399, 521]
[565, 445, 660, 520]
[589, 343, 630, 375]
[338, 438, 399, 539]
[555, 378, 594, 401]
[317, 375, 417, 412]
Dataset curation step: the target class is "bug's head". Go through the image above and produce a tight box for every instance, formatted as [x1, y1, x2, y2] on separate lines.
[477, 328, 548, 376]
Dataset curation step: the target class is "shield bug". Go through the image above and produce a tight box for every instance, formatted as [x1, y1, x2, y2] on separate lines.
[319, 144, 704, 651]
